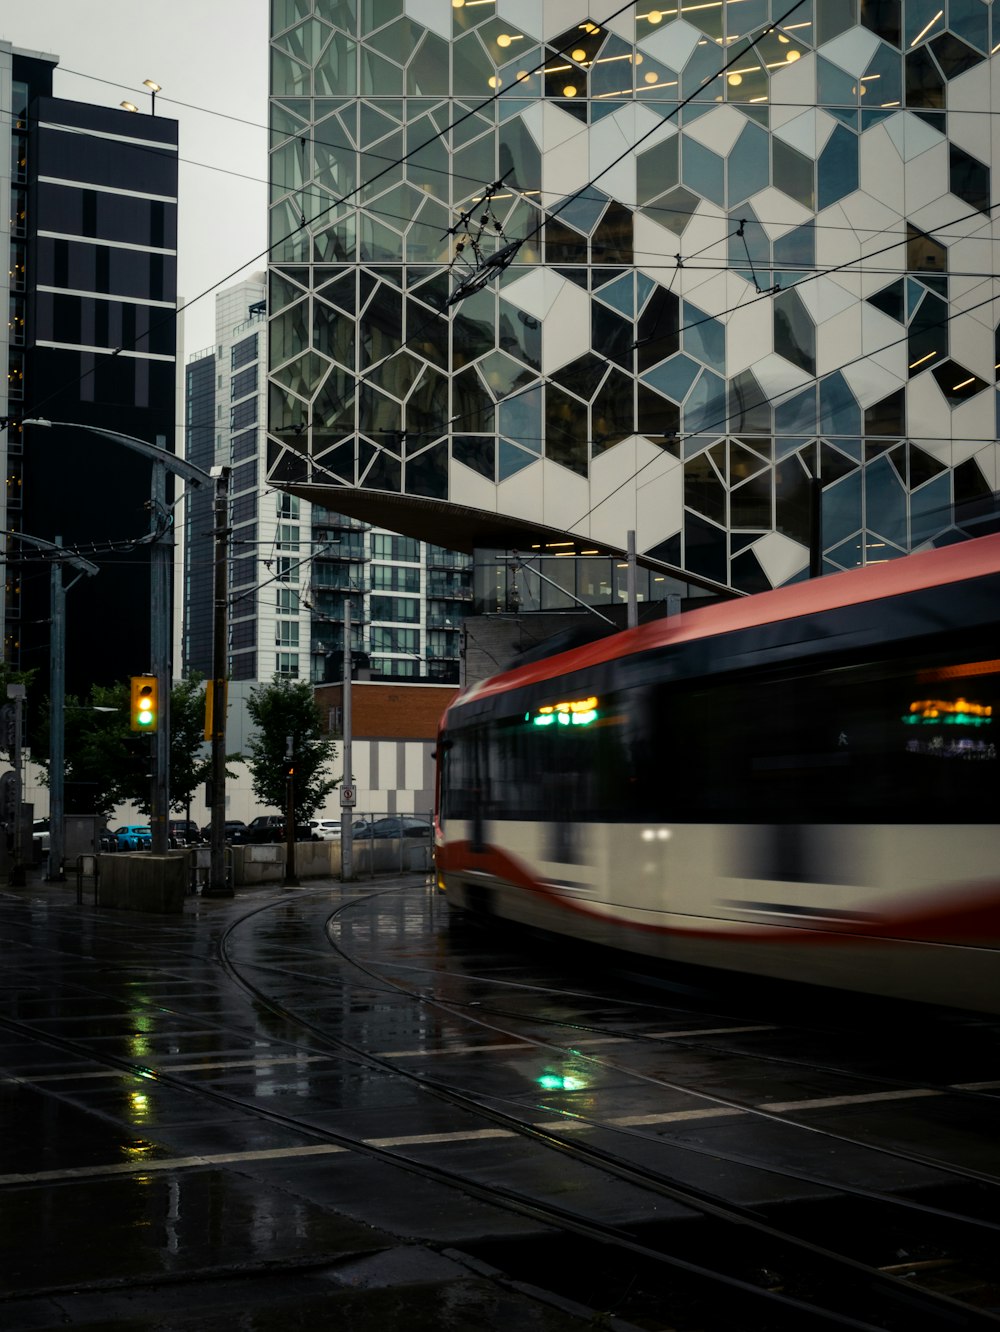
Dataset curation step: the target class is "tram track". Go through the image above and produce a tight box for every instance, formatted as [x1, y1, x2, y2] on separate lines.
[219, 885, 1000, 1328]
[1, 884, 998, 1329]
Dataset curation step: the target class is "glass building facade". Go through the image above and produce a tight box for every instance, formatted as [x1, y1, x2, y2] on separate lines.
[2, 44, 179, 694]
[267, 1, 999, 602]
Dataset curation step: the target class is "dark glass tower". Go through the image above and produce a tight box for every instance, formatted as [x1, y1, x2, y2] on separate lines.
[4, 45, 179, 697]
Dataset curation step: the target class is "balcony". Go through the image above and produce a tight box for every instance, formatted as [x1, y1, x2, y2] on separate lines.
[427, 582, 473, 601]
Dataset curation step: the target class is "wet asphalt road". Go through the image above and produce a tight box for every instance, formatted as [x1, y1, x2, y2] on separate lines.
[2, 870, 999, 1330]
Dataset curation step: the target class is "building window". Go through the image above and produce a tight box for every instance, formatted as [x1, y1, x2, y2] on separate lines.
[276, 652, 299, 676]
[372, 533, 419, 561]
[231, 492, 257, 524]
[276, 620, 299, 647]
[370, 626, 419, 654]
[372, 657, 418, 678]
[231, 619, 256, 650]
[230, 398, 257, 431]
[231, 460, 257, 494]
[232, 332, 258, 370]
[370, 594, 420, 623]
[372, 563, 420, 593]
[231, 429, 256, 463]
[276, 587, 300, 612]
[231, 365, 258, 400]
[277, 522, 299, 549]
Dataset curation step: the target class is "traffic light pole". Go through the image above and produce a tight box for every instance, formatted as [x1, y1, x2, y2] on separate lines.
[22, 422, 229, 886]
[204, 465, 232, 897]
[150, 452, 170, 856]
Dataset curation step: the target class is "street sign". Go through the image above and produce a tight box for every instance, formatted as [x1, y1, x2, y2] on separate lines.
[340, 785, 356, 807]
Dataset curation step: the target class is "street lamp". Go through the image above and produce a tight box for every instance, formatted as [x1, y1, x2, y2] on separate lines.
[143, 80, 161, 115]
[22, 420, 231, 892]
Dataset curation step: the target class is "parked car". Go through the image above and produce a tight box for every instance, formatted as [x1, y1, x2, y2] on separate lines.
[168, 819, 203, 847]
[244, 815, 317, 844]
[98, 827, 117, 853]
[308, 818, 342, 840]
[370, 816, 432, 840]
[351, 819, 377, 839]
[114, 824, 152, 851]
[200, 820, 248, 845]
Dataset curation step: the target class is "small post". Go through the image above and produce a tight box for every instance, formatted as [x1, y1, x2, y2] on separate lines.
[626, 529, 638, 630]
[7, 684, 25, 885]
[283, 735, 298, 887]
[340, 598, 354, 883]
[48, 546, 66, 881]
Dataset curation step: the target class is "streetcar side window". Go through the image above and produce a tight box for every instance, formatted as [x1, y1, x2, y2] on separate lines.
[652, 641, 999, 824]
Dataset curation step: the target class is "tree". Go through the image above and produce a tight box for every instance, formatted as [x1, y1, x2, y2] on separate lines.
[245, 676, 337, 821]
[166, 675, 214, 814]
[34, 681, 140, 817]
[34, 676, 228, 817]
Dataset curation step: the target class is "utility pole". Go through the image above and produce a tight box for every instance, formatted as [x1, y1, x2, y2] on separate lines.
[204, 465, 232, 897]
[22, 420, 225, 875]
[149, 446, 170, 855]
[2, 530, 98, 881]
[340, 598, 355, 883]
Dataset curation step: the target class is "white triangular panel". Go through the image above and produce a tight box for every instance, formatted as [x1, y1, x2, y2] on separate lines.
[819, 27, 880, 78]
[403, 0, 453, 40]
[751, 531, 810, 586]
[638, 17, 701, 66]
[539, 458, 591, 537]
[682, 104, 746, 157]
[541, 279, 590, 374]
[449, 461, 501, 512]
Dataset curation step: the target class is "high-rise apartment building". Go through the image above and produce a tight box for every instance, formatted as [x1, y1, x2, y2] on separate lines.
[265, 2, 999, 608]
[2, 42, 179, 696]
[184, 277, 469, 685]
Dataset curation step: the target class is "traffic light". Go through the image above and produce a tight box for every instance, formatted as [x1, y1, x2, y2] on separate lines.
[283, 759, 295, 780]
[130, 676, 158, 732]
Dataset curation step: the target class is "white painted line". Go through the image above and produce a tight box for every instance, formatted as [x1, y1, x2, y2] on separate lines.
[367, 1128, 513, 1148]
[374, 1042, 532, 1058]
[645, 1026, 778, 1039]
[952, 1080, 1000, 1091]
[0, 1143, 347, 1185]
[765, 1089, 942, 1112]
[3, 1054, 334, 1084]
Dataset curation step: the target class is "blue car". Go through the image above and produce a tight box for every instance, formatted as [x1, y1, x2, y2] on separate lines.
[114, 824, 152, 851]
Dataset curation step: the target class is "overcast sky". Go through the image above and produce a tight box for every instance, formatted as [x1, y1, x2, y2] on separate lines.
[4, 0, 269, 358]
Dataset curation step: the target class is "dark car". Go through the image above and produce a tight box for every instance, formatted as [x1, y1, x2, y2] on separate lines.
[370, 816, 432, 839]
[201, 820, 249, 845]
[244, 815, 317, 843]
[168, 819, 202, 848]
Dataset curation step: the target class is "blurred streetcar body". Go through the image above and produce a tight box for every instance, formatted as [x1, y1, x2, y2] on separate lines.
[435, 535, 1000, 1014]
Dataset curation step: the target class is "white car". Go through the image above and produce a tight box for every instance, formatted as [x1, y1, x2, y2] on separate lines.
[308, 818, 342, 840]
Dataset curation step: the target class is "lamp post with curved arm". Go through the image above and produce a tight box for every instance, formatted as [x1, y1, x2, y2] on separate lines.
[22, 419, 231, 892]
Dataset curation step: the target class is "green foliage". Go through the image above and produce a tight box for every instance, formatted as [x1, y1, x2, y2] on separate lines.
[34, 681, 139, 818]
[34, 676, 227, 817]
[245, 676, 338, 821]
[167, 675, 214, 812]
